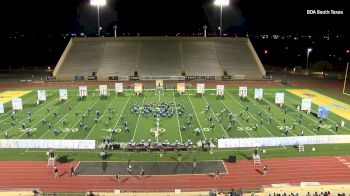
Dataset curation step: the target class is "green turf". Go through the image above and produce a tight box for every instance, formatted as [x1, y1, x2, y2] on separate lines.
[1, 143, 350, 161]
[0, 86, 350, 161]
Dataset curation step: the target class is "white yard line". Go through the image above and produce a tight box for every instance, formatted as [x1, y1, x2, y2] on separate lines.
[0, 93, 38, 124]
[132, 94, 147, 140]
[156, 129, 159, 143]
[83, 95, 118, 140]
[225, 90, 275, 137]
[39, 99, 88, 139]
[61, 98, 101, 139]
[266, 92, 328, 135]
[109, 94, 132, 138]
[244, 95, 297, 136]
[186, 93, 207, 139]
[156, 90, 161, 143]
[261, 93, 316, 136]
[172, 91, 183, 143]
[201, 96, 229, 138]
[1, 93, 60, 136]
[158, 90, 161, 102]
[156, 91, 161, 143]
[9, 95, 66, 138]
[285, 93, 349, 133]
[219, 99, 252, 137]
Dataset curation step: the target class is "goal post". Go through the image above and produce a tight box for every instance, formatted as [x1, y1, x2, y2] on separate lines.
[343, 62, 349, 96]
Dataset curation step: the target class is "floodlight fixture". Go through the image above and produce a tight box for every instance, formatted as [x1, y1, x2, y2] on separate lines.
[214, 0, 229, 37]
[91, 0, 106, 37]
[306, 48, 313, 72]
[214, 0, 229, 6]
[91, 0, 106, 6]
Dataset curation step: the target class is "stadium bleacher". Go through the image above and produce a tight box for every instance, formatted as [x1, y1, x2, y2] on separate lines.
[53, 37, 266, 81]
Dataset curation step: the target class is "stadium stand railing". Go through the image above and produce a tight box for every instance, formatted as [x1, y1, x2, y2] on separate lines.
[247, 38, 266, 77]
[53, 38, 73, 77]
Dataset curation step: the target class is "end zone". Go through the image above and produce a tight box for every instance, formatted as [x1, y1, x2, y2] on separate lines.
[287, 89, 350, 120]
[0, 91, 31, 103]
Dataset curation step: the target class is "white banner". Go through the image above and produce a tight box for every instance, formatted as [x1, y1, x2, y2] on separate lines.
[301, 99, 312, 111]
[156, 80, 163, 89]
[254, 88, 263, 100]
[59, 89, 68, 100]
[0, 139, 95, 149]
[218, 135, 350, 148]
[197, 84, 205, 94]
[99, 85, 108, 96]
[275, 93, 285, 104]
[216, 85, 224, 96]
[115, 83, 123, 93]
[318, 106, 329, 119]
[37, 90, 46, 101]
[79, 86, 88, 97]
[239, 86, 247, 98]
[12, 98, 23, 110]
[0, 101, 4, 113]
[177, 83, 185, 93]
[134, 83, 143, 94]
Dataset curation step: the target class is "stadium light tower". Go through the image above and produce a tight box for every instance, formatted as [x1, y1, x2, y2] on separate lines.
[91, 0, 106, 37]
[306, 48, 312, 73]
[214, 0, 229, 37]
[113, 25, 118, 37]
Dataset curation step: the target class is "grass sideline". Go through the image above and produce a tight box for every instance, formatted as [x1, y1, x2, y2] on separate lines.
[1, 143, 350, 161]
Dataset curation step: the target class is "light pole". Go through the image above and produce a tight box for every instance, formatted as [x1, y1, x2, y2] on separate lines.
[214, 0, 229, 37]
[306, 48, 312, 73]
[91, 0, 106, 37]
[113, 25, 118, 37]
[345, 50, 350, 94]
[203, 25, 207, 37]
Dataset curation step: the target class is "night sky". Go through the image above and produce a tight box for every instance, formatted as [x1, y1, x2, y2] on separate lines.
[0, 0, 348, 69]
[0, 0, 348, 35]
[243, 0, 348, 34]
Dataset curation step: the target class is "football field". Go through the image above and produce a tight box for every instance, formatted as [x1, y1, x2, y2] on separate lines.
[1, 86, 350, 147]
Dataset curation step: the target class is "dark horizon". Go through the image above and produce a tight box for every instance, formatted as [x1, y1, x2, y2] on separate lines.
[0, 0, 348, 69]
[0, 0, 348, 35]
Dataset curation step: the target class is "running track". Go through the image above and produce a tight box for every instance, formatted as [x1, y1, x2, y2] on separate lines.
[1, 156, 350, 192]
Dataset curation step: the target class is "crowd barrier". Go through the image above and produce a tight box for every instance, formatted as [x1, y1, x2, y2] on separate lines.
[0, 139, 95, 149]
[218, 135, 350, 148]
[141, 76, 186, 80]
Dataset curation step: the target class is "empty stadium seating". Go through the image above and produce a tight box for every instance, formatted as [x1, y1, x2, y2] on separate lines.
[53, 37, 265, 81]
